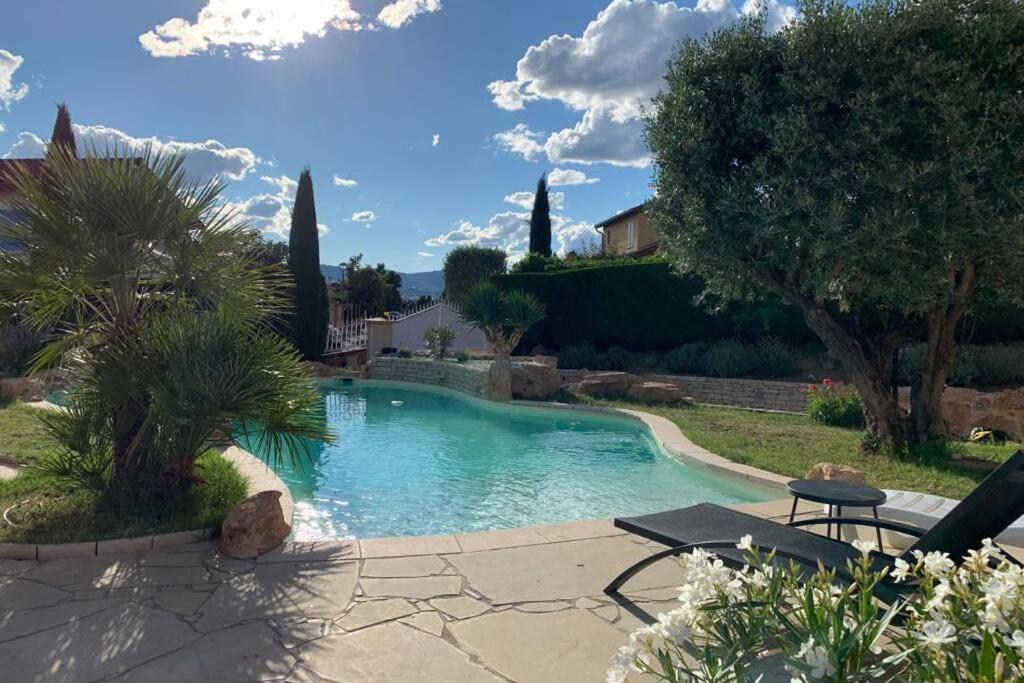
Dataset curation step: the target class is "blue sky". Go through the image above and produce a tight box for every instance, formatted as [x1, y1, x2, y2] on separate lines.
[0, 0, 795, 272]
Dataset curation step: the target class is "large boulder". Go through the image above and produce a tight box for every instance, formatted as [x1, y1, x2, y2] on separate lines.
[899, 386, 1024, 441]
[575, 372, 639, 399]
[511, 361, 563, 400]
[806, 462, 868, 486]
[218, 490, 291, 559]
[626, 381, 692, 405]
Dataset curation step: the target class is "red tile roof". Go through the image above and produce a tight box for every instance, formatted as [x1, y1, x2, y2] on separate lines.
[0, 158, 47, 194]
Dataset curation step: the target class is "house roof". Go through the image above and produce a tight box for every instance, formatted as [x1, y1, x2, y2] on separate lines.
[0, 158, 47, 194]
[594, 203, 646, 229]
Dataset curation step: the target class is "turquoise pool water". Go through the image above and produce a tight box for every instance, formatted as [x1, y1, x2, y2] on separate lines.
[243, 380, 774, 540]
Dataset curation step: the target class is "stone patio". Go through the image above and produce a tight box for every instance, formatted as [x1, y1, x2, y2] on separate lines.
[2, 499, 1019, 682]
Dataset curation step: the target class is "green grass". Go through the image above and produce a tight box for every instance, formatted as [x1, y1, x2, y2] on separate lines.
[0, 402, 248, 543]
[591, 400, 1020, 499]
[0, 401, 61, 466]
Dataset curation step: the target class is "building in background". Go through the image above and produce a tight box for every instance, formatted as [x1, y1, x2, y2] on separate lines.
[595, 204, 657, 256]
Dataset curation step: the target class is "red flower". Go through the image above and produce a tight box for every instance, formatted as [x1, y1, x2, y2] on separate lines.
[822, 378, 835, 387]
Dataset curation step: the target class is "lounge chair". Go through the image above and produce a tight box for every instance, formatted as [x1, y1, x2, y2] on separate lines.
[605, 450, 1024, 610]
[877, 489, 1024, 547]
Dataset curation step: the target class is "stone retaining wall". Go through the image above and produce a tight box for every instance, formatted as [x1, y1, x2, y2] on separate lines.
[560, 369, 808, 413]
[367, 357, 489, 398]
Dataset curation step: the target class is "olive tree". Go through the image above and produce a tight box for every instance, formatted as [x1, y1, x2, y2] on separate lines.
[647, 0, 1024, 448]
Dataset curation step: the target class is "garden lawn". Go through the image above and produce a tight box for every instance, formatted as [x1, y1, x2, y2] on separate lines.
[593, 400, 1020, 499]
[0, 402, 248, 543]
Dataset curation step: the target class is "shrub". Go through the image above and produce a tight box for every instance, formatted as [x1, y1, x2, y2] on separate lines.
[665, 343, 708, 374]
[397, 348, 413, 359]
[805, 379, 866, 429]
[442, 245, 507, 306]
[604, 346, 632, 371]
[700, 338, 759, 377]
[752, 337, 799, 377]
[496, 262, 811, 351]
[423, 325, 455, 360]
[899, 343, 1024, 388]
[558, 341, 604, 370]
[609, 539, 1024, 682]
[0, 325, 43, 377]
[454, 350, 469, 363]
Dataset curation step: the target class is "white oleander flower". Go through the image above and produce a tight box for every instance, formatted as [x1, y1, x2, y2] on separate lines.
[925, 579, 953, 615]
[892, 558, 911, 583]
[913, 550, 955, 578]
[607, 645, 633, 683]
[737, 534, 753, 551]
[914, 620, 958, 649]
[655, 604, 697, 645]
[1007, 630, 1024, 657]
[852, 539, 876, 557]
[786, 637, 836, 681]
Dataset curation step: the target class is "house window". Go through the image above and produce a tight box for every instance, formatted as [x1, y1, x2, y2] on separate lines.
[626, 217, 635, 249]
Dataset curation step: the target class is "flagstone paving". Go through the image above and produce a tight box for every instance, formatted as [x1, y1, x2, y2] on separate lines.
[3, 499, 1009, 682]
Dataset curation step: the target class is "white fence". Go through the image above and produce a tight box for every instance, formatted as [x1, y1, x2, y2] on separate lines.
[325, 317, 367, 354]
[390, 301, 486, 353]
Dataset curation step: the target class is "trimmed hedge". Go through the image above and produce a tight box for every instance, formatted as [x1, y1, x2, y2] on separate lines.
[496, 262, 812, 351]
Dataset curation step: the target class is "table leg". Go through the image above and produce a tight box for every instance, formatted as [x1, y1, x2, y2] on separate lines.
[827, 505, 832, 540]
[873, 506, 883, 552]
[837, 505, 843, 541]
[788, 496, 799, 524]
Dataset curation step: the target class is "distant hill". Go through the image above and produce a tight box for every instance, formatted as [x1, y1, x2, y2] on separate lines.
[320, 265, 444, 300]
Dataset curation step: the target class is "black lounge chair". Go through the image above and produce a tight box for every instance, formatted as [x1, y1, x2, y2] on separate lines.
[606, 449, 1024, 613]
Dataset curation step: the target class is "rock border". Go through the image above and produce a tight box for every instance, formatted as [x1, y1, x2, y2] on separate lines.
[0, 444, 290, 561]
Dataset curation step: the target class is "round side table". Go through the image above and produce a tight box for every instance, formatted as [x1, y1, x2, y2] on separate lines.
[787, 479, 888, 551]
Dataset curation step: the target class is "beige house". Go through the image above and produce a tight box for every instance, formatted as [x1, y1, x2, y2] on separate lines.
[595, 204, 657, 256]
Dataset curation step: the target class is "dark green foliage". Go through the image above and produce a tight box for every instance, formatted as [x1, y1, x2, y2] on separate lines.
[806, 381, 867, 429]
[511, 252, 552, 274]
[396, 349, 414, 359]
[528, 175, 552, 257]
[557, 342, 633, 371]
[47, 103, 77, 158]
[665, 343, 709, 374]
[0, 324, 43, 376]
[442, 246, 507, 306]
[424, 325, 455, 360]
[900, 343, 1024, 388]
[497, 262, 811, 351]
[662, 338, 798, 378]
[511, 251, 667, 274]
[460, 281, 545, 355]
[287, 169, 328, 360]
[700, 339, 758, 378]
[605, 346, 633, 371]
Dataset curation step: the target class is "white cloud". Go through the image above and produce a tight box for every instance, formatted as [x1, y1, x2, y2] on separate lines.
[333, 174, 358, 187]
[426, 210, 596, 258]
[0, 50, 29, 110]
[545, 106, 649, 168]
[493, 124, 545, 162]
[415, 251, 434, 258]
[351, 210, 377, 223]
[548, 167, 600, 186]
[0, 123, 5, 135]
[378, 0, 442, 29]
[139, 0, 363, 60]
[3, 131, 43, 157]
[488, 0, 795, 167]
[432, 133, 440, 147]
[503, 190, 565, 211]
[2, 123, 258, 181]
[260, 174, 298, 200]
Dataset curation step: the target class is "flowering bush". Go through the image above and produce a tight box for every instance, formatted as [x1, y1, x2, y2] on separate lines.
[424, 325, 456, 360]
[609, 538, 1024, 682]
[805, 378, 866, 429]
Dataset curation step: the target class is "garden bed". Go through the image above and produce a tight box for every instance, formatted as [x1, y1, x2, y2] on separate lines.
[0, 402, 247, 544]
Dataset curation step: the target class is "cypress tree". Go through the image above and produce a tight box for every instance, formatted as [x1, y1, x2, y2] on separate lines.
[48, 103, 77, 159]
[528, 174, 552, 257]
[287, 168, 328, 360]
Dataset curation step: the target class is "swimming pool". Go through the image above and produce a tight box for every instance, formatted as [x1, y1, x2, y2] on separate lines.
[241, 380, 775, 540]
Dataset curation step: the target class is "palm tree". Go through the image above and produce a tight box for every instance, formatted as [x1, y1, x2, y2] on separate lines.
[0, 147, 331, 497]
[460, 281, 544, 400]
